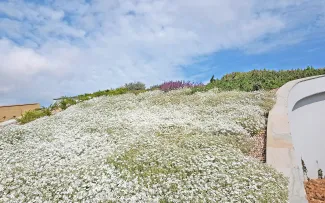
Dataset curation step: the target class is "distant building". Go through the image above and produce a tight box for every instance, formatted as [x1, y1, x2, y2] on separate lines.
[0, 103, 40, 122]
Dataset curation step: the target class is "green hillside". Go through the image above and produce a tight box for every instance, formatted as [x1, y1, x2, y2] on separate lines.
[206, 66, 325, 91]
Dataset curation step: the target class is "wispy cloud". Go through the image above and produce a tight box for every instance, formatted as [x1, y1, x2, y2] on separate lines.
[0, 0, 324, 105]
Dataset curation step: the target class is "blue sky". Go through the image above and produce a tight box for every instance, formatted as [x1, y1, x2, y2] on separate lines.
[0, 0, 325, 106]
[185, 39, 325, 82]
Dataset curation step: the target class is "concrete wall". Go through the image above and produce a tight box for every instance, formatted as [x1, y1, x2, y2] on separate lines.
[267, 79, 307, 203]
[288, 76, 325, 179]
[0, 103, 40, 122]
[267, 75, 325, 203]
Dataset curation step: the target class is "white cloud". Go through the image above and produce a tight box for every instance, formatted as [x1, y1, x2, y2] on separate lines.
[0, 39, 48, 75]
[0, 0, 324, 105]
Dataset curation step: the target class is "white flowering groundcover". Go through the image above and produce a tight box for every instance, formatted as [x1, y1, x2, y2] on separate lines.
[0, 89, 288, 202]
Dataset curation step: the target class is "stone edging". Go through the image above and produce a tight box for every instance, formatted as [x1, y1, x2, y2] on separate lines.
[266, 75, 325, 203]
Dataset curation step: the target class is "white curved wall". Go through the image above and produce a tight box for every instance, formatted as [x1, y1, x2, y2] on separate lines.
[288, 76, 325, 179]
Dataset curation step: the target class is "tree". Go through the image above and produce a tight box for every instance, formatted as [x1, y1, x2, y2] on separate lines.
[210, 75, 215, 83]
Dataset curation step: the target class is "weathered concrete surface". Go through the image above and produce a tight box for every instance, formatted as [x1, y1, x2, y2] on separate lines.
[267, 75, 325, 203]
[288, 76, 325, 179]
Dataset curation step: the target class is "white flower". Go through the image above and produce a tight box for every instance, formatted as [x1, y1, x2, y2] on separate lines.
[0, 89, 287, 202]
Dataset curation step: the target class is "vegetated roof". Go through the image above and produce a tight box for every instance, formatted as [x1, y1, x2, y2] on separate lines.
[0, 89, 288, 202]
[0, 103, 39, 108]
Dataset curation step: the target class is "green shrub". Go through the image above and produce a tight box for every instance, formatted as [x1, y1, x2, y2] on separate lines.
[48, 103, 61, 112]
[107, 87, 128, 96]
[41, 107, 52, 116]
[76, 87, 128, 99]
[92, 90, 110, 97]
[190, 85, 208, 94]
[17, 108, 52, 124]
[203, 66, 325, 92]
[59, 97, 77, 110]
[124, 82, 146, 91]
[148, 84, 160, 91]
[130, 89, 147, 95]
[210, 75, 215, 83]
[50, 87, 128, 113]
[77, 94, 92, 102]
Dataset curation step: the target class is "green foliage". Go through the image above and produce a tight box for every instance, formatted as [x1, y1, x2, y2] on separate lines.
[59, 97, 77, 110]
[316, 160, 323, 179]
[41, 107, 52, 116]
[92, 89, 110, 97]
[129, 89, 147, 95]
[49, 87, 129, 114]
[204, 67, 325, 92]
[301, 158, 310, 181]
[48, 103, 58, 111]
[17, 108, 52, 124]
[318, 169, 323, 179]
[77, 94, 92, 102]
[258, 92, 276, 115]
[210, 75, 215, 83]
[72, 86, 130, 103]
[190, 85, 209, 94]
[148, 84, 160, 91]
[124, 82, 146, 91]
[77, 87, 128, 99]
[106, 87, 128, 96]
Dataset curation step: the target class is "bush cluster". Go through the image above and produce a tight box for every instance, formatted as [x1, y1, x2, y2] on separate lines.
[76, 87, 129, 101]
[206, 66, 325, 92]
[148, 84, 160, 91]
[17, 108, 51, 124]
[124, 82, 146, 91]
[58, 97, 77, 110]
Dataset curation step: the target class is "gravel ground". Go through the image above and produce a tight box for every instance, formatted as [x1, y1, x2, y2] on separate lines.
[305, 179, 325, 202]
[249, 130, 266, 162]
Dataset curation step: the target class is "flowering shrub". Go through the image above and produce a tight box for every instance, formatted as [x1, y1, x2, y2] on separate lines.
[159, 81, 203, 92]
[0, 88, 288, 202]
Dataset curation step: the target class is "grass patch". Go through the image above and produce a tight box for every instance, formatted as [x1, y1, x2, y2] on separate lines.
[17, 108, 51, 124]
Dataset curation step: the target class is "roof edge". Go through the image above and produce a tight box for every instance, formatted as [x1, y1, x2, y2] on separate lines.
[0, 103, 40, 108]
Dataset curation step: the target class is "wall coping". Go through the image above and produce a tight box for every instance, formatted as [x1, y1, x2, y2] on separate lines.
[0, 103, 40, 108]
[266, 75, 325, 203]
